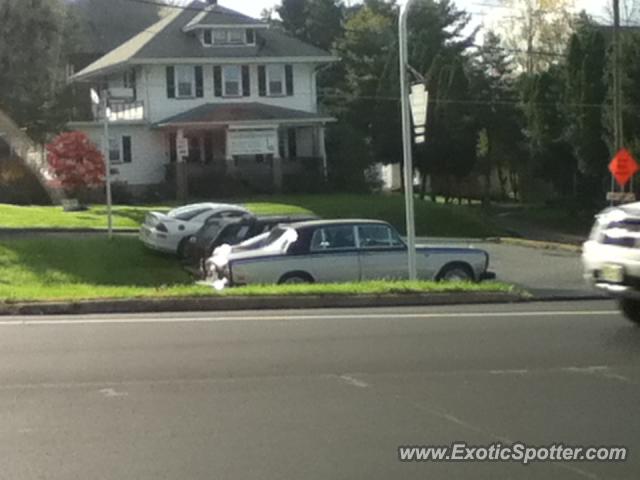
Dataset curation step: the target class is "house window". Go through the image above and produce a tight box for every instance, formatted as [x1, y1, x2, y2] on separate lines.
[228, 29, 245, 44]
[211, 28, 249, 45]
[108, 136, 132, 164]
[108, 138, 120, 163]
[223, 65, 242, 97]
[266, 64, 285, 96]
[203, 29, 212, 45]
[213, 29, 228, 44]
[175, 65, 195, 97]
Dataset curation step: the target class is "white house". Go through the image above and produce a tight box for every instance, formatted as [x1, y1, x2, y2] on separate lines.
[69, 0, 336, 196]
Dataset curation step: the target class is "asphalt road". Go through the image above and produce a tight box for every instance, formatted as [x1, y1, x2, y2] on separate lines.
[1, 300, 639, 479]
[422, 238, 590, 298]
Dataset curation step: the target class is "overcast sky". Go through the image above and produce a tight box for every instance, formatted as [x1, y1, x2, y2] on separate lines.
[222, 0, 607, 21]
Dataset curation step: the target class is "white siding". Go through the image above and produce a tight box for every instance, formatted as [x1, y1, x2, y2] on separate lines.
[143, 63, 318, 123]
[80, 124, 167, 186]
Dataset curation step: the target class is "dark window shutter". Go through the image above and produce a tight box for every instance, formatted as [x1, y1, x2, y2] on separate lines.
[246, 29, 255, 44]
[287, 128, 297, 159]
[122, 136, 132, 163]
[131, 69, 137, 100]
[285, 65, 294, 96]
[195, 66, 203, 97]
[213, 66, 222, 97]
[166, 66, 175, 98]
[258, 65, 266, 97]
[169, 133, 177, 163]
[241, 65, 250, 97]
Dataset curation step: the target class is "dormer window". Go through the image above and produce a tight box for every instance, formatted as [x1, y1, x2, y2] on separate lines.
[228, 29, 245, 44]
[213, 29, 227, 44]
[201, 28, 256, 47]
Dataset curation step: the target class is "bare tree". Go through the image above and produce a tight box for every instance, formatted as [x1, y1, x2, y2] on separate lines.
[496, 0, 575, 73]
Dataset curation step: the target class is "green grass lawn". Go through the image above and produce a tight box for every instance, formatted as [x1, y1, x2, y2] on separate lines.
[0, 236, 515, 303]
[0, 194, 502, 237]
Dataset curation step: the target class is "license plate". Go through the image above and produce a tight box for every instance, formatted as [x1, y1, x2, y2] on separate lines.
[601, 264, 624, 283]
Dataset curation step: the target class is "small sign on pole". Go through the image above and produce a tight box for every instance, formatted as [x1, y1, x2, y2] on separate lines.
[409, 83, 428, 145]
[606, 192, 636, 203]
[609, 148, 639, 187]
[176, 131, 189, 161]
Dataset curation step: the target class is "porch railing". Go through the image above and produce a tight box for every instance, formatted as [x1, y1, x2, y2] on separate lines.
[92, 100, 145, 122]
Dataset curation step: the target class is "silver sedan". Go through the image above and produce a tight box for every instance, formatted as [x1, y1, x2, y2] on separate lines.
[206, 219, 494, 286]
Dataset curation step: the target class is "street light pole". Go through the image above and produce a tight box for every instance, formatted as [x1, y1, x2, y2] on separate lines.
[101, 91, 113, 240]
[399, 0, 418, 280]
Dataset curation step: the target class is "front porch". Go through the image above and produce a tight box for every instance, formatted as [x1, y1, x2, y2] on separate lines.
[156, 102, 334, 195]
[163, 125, 327, 195]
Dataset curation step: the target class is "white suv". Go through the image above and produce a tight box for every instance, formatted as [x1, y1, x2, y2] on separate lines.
[582, 202, 640, 324]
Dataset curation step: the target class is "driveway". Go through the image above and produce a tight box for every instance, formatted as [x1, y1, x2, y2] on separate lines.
[421, 238, 595, 298]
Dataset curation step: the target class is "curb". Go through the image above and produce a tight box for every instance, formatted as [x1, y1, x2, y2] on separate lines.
[0, 228, 139, 235]
[487, 237, 583, 253]
[0, 292, 526, 316]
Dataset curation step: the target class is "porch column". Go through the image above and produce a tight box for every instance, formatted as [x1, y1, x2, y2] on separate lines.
[318, 125, 328, 182]
[273, 146, 283, 193]
[176, 129, 188, 202]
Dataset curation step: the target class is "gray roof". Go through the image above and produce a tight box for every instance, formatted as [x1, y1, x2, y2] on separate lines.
[155, 102, 334, 127]
[187, 3, 260, 26]
[72, 1, 335, 81]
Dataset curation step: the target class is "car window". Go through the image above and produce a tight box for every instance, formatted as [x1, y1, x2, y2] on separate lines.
[357, 225, 404, 249]
[310, 225, 356, 251]
[201, 222, 224, 238]
[217, 210, 247, 218]
[218, 225, 252, 245]
[171, 207, 211, 221]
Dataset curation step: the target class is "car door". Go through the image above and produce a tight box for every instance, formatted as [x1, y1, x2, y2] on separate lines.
[357, 224, 409, 280]
[303, 225, 361, 282]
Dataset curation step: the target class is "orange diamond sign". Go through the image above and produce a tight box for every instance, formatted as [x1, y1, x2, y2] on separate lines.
[609, 148, 639, 187]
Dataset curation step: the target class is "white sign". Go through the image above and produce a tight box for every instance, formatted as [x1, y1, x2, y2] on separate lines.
[176, 131, 189, 160]
[607, 192, 636, 203]
[410, 83, 428, 128]
[228, 130, 277, 156]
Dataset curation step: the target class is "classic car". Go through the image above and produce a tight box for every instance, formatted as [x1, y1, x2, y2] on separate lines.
[139, 202, 251, 256]
[183, 214, 317, 274]
[205, 219, 495, 287]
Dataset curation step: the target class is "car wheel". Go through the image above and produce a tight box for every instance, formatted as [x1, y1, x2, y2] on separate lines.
[279, 272, 314, 285]
[618, 298, 640, 325]
[177, 238, 189, 259]
[437, 263, 474, 282]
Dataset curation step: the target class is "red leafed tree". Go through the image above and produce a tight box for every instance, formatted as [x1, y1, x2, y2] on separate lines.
[46, 131, 105, 196]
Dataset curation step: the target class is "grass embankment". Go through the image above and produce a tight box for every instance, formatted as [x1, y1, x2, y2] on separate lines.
[0, 237, 515, 303]
[0, 194, 502, 237]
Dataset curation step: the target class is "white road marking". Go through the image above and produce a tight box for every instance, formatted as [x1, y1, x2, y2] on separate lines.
[0, 309, 620, 326]
[99, 388, 128, 398]
[338, 375, 369, 389]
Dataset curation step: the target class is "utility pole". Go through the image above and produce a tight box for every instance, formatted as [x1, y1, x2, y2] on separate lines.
[613, 0, 623, 152]
[101, 91, 113, 240]
[399, 0, 418, 281]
